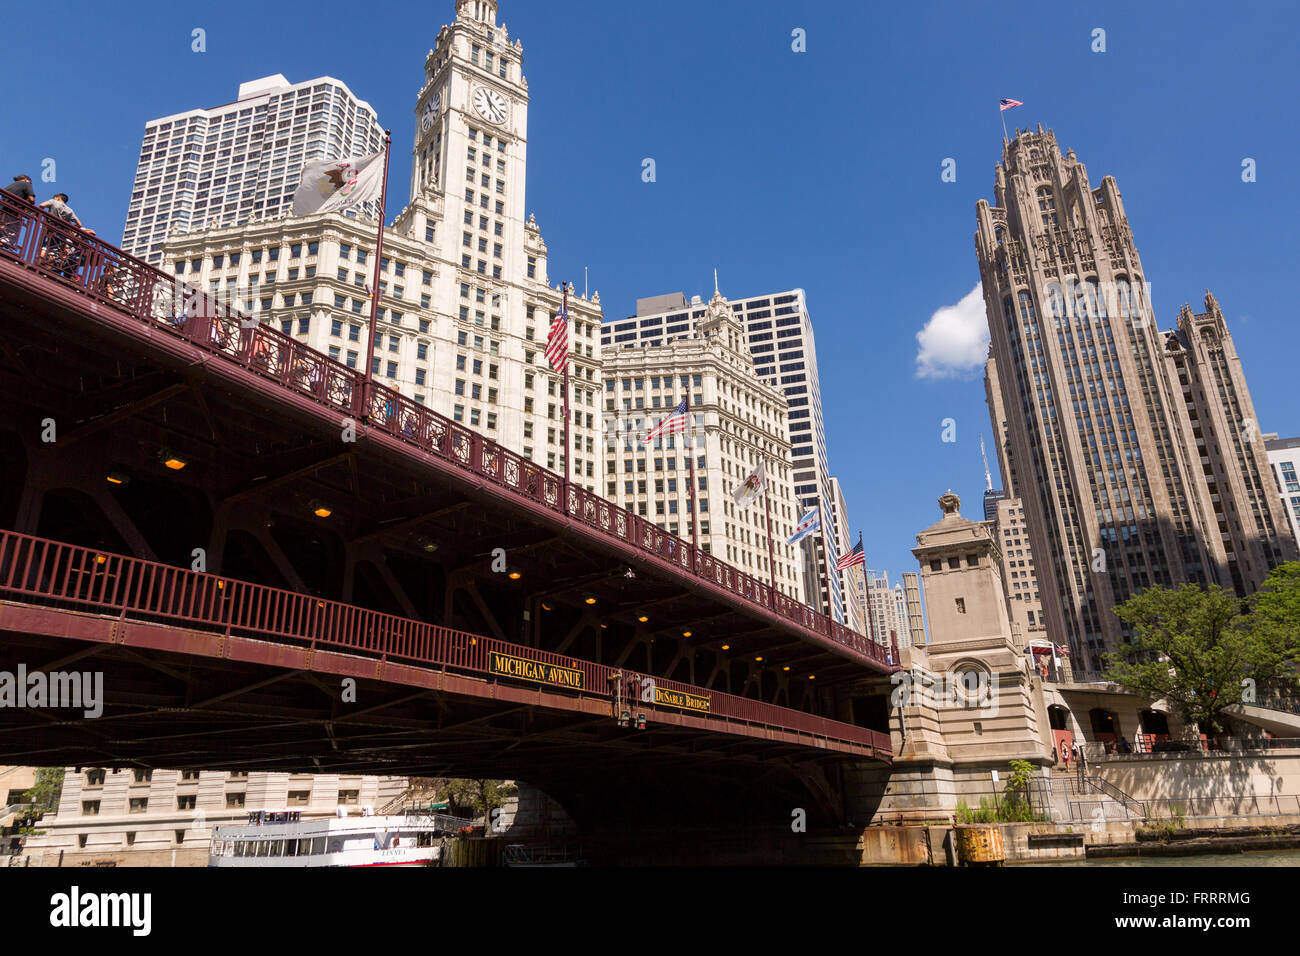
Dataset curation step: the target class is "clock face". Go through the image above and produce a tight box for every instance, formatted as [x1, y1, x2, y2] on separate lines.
[472, 86, 508, 125]
[421, 93, 440, 132]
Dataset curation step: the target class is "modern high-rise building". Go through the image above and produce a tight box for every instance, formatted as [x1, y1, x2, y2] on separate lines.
[829, 476, 865, 635]
[125, 74, 385, 264]
[161, 0, 606, 490]
[866, 570, 905, 647]
[601, 287, 848, 624]
[1264, 434, 1300, 550]
[981, 356, 1047, 644]
[975, 126, 1297, 675]
[600, 287, 803, 597]
[893, 583, 909, 644]
[901, 571, 927, 648]
[979, 434, 1005, 522]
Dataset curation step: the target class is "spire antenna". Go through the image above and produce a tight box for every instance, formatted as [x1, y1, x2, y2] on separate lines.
[981, 434, 993, 492]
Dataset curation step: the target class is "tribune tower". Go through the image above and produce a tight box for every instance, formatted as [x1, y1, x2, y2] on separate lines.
[975, 127, 1294, 675]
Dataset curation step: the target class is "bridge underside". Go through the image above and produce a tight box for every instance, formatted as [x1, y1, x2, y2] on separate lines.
[0, 223, 895, 834]
[0, 601, 860, 828]
[0, 259, 885, 716]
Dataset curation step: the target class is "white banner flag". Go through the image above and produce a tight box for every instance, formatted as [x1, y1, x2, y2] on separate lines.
[732, 459, 767, 510]
[292, 152, 384, 217]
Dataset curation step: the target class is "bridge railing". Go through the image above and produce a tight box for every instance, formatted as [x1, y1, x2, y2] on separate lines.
[0, 192, 891, 671]
[0, 529, 891, 756]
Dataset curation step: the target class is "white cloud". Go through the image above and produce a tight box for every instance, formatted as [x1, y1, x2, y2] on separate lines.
[914, 284, 990, 380]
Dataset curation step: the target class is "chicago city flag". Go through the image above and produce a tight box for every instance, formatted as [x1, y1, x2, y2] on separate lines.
[786, 507, 820, 545]
[292, 153, 385, 217]
[731, 459, 767, 510]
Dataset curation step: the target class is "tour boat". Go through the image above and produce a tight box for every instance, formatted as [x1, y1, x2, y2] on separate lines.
[208, 808, 472, 867]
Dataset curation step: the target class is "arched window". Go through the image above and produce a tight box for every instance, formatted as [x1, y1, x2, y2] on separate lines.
[1037, 187, 1058, 227]
[1017, 290, 1037, 323]
[1087, 279, 1108, 319]
[1044, 282, 1065, 326]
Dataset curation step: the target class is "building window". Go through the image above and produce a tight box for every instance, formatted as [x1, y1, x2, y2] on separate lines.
[226, 792, 246, 809]
[177, 795, 196, 810]
[129, 798, 149, 813]
[81, 800, 100, 816]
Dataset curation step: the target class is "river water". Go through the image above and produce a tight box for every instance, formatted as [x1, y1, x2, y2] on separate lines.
[1023, 850, 1300, 867]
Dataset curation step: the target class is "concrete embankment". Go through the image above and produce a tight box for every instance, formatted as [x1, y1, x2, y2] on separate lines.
[1088, 823, 1300, 860]
[862, 815, 1300, 865]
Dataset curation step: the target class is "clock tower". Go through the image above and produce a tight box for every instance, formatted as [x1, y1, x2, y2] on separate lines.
[411, 0, 527, 228]
[397, 1, 605, 489]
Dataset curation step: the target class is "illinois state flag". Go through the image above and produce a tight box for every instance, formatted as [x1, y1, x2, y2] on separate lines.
[292, 153, 384, 216]
[732, 459, 767, 510]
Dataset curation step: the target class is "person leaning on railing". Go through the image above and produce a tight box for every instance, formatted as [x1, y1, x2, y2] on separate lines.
[0, 175, 36, 249]
[36, 193, 95, 278]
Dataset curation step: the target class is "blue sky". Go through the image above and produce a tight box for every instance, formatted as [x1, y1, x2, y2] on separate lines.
[6, 0, 1298, 582]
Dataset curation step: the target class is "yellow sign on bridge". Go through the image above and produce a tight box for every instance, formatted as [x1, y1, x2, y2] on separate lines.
[654, 686, 711, 713]
[488, 651, 585, 690]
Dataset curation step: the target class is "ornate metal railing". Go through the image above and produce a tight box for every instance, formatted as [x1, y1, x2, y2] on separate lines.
[0, 192, 893, 671]
[0, 528, 892, 755]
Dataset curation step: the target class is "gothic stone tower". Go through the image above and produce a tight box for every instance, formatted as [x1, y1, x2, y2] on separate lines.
[975, 127, 1292, 676]
[1160, 292, 1298, 593]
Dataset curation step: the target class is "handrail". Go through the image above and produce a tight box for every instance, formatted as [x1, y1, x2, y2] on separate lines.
[1084, 774, 1145, 818]
[0, 191, 893, 672]
[0, 528, 891, 755]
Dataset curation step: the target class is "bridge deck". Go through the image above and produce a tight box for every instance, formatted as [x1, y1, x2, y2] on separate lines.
[0, 193, 893, 675]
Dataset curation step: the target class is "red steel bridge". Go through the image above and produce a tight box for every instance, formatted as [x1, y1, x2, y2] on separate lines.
[0, 196, 894, 829]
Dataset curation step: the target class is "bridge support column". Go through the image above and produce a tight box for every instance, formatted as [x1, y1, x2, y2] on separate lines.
[205, 507, 229, 576]
[13, 482, 45, 535]
[88, 484, 159, 562]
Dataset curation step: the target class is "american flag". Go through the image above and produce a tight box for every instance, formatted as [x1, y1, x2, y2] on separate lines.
[835, 540, 865, 571]
[641, 397, 688, 445]
[545, 305, 569, 374]
[999, 98, 1024, 111]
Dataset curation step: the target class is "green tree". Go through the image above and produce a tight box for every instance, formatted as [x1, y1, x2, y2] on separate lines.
[1248, 562, 1300, 693]
[1106, 576, 1300, 734]
[435, 778, 518, 824]
[21, 767, 65, 813]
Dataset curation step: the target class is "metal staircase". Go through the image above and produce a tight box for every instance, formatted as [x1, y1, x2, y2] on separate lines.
[1047, 770, 1145, 822]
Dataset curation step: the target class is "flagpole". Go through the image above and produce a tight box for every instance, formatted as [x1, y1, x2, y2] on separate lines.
[686, 389, 698, 555]
[560, 281, 571, 508]
[1001, 107, 1009, 146]
[361, 130, 392, 417]
[859, 531, 877, 645]
[763, 457, 776, 594]
[817, 493, 833, 621]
